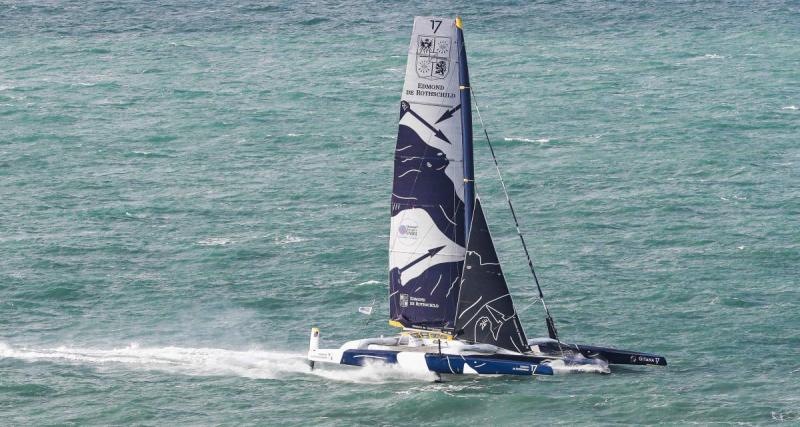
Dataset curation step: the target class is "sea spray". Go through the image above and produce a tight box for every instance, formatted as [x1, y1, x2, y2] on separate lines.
[0, 342, 437, 383]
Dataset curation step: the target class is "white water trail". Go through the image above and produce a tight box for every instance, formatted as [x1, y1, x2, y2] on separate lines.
[503, 137, 550, 143]
[547, 358, 611, 374]
[0, 342, 436, 383]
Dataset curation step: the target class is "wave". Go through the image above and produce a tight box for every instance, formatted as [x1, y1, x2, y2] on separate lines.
[0, 342, 436, 383]
[197, 237, 232, 246]
[129, 150, 172, 158]
[503, 137, 550, 143]
[299, 17, 329, 26]
[547, 358, 610, 374]
[275, 234, 308, 245]
[355, 280, 382, 286]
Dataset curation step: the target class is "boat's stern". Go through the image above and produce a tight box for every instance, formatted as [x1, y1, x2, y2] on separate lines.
[307, 328, 344, 369]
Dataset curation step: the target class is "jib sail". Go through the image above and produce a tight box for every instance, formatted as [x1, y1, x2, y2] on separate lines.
[454, 199, 530, 353]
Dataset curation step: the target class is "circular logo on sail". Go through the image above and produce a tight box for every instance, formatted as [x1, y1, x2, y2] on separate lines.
[397, 219, 418, 243]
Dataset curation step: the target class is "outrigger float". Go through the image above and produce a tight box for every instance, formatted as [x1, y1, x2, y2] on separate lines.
[308, 16, 666, 379]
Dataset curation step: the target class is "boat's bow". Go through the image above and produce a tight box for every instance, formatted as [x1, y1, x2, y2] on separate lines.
[529, 338, 667, 367]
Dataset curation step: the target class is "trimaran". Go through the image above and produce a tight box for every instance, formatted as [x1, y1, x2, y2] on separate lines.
[308, 16, 666, 378]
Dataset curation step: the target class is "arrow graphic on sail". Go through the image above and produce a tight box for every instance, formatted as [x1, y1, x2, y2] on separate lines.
[400, 101, 450, 144]
[400, 245, 446, 273]
[435, 104, 461, 124]
[390, 245, 446, 287]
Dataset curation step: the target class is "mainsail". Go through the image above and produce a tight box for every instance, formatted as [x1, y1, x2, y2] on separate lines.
[454, 198, 530, 353]
[389, 17, 467, 330]
[389, 16, 529, 353]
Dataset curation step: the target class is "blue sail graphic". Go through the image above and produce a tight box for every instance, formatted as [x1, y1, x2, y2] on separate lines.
[389, 17, 467, 331]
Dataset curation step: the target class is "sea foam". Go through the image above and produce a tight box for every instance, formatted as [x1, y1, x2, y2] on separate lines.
[0, 342, 437, 383]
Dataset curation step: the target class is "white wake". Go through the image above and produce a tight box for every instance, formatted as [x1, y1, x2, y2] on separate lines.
[0, 342, 436, 383]
[547, 358, 610, 374]
[503, 137, 550, 143]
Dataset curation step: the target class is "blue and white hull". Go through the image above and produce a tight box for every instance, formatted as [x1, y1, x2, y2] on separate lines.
[336, 349, 555, 376]
[307, 329, 622, 379]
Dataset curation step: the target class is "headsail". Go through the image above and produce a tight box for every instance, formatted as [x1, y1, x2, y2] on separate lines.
[389, 17, 467, 331]
[454, 198, 530, 353]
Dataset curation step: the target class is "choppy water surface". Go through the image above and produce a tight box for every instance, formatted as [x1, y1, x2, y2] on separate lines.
[1, 1, 798, 425]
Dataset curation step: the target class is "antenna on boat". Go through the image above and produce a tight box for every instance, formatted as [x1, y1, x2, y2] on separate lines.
[469, 88, 562, 345]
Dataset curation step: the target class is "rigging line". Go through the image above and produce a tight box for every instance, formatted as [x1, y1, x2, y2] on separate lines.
[517, 296, 543, 316]
[469, 87, 563, 346]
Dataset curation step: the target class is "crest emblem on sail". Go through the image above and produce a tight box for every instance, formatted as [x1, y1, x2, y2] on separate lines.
[389, 17, 465, 330]
[416, 35, 451, 79]
[454, 199, 530, 353]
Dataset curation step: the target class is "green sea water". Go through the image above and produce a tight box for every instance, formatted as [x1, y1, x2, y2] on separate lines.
[1, 1, 799, 425]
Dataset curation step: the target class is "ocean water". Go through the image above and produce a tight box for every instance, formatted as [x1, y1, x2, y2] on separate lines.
[1, 1, 798, 425]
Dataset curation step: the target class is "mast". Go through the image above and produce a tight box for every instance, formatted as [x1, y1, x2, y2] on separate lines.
[456, 16, 475, 243]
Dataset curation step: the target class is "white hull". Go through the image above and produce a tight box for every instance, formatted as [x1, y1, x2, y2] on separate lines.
[307, 329, 613, 378]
